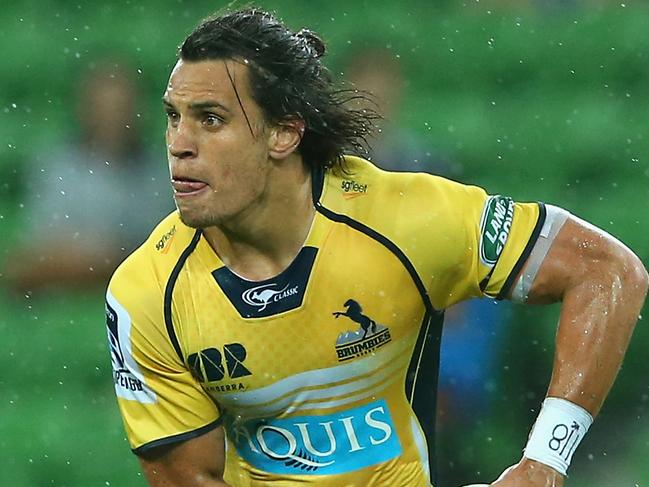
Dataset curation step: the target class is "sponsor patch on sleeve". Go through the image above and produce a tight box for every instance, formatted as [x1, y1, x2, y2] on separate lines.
[106, 291, 157, 404]
[479, 195, 515, 268]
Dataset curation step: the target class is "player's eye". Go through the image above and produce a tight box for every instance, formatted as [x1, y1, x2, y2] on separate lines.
[202, 113, 223, 128]
[165, 109, 179, 126]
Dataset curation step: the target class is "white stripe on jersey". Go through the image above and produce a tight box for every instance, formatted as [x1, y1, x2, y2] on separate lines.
[217, 332, 414, 416]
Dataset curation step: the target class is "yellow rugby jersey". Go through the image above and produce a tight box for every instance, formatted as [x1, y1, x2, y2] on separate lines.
[106, 156, 545, 486]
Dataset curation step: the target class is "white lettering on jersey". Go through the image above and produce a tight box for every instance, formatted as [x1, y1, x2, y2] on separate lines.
[479, 195, 515, 267]
[106, 290, 157, 404]
[228, 399, 402, 475]
[241, 283, 299, 312]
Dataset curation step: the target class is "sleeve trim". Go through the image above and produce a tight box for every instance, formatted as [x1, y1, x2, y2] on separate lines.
[496, 202, 547, 301]
[131, 417, 223, 455]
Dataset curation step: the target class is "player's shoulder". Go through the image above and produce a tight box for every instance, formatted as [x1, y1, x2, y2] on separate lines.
[322, 155, 486, 220]
[108, 211, 198, 305]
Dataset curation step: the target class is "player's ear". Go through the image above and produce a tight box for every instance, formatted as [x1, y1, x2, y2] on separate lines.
[267, 118, 305, 160]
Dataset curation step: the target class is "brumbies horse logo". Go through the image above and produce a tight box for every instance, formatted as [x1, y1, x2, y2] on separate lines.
[333, 299, 392, 362]
[332, 299, 377, 338]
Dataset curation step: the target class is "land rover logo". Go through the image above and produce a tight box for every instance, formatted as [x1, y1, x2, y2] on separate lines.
[241, 283, 299, 312]
[479, 195, 515, 267]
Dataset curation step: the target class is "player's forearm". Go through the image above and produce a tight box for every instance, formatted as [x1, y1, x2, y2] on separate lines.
[139, 428, 230, 487]
[547, 248, 648, 415]
[143, 469, 231, 487]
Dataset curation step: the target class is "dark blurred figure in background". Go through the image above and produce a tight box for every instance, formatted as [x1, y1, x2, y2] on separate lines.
[344, 45, 511, 486]
[343, 45, 458, 175]
[3, 60, 172, 293]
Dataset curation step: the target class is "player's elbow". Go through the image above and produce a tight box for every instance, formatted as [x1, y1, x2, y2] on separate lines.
[603, 243, 649, 306]
[626, 252, 649, 301]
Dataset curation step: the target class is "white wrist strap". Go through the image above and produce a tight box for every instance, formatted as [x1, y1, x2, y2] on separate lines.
[523, 397, 593, 475]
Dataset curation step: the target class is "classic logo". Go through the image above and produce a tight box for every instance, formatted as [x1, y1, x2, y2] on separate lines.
[333, 299, 392, 362]
[227, 399, 401, 475]
[479, 195, 515, 267]
[212, 247, 316, 318]
[341, 179, 368, 199]
[155, 225, 176, 253]
[188, 343, 251, 393]
[242, 283, 299, 312]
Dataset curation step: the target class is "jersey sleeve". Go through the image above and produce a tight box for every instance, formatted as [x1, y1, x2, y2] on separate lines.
[425, 178, 545, 309]
[106, 264, 221, 454]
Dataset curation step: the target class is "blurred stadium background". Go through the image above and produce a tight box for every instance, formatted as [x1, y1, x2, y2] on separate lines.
[1, 1, 649, 485]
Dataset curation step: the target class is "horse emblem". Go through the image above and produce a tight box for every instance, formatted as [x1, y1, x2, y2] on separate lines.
[332, 299, 377, 338]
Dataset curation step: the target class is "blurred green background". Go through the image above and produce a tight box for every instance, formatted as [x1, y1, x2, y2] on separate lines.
[1, 1, 649, 485]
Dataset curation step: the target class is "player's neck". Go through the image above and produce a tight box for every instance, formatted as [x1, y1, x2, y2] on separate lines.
[202, 157, 315, 281]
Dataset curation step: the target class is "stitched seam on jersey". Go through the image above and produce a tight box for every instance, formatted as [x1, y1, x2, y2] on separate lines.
[131, 416, 223, 455]
[479, 266, 496, 293]
[496, 202, 547, 300]
[408, 313, 433, 402]
[164, 229, 202, 362]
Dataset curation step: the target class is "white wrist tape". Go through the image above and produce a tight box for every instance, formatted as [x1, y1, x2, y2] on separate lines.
[524, 397, 593, 475]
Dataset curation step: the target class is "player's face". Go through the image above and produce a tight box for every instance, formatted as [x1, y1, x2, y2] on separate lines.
[163, 59, 274, 229]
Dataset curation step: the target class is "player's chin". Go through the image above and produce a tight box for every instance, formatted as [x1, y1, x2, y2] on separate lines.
[176, 207, 214, 229]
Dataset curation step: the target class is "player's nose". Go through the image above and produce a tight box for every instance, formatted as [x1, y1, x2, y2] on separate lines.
[167, 121, 197, 159]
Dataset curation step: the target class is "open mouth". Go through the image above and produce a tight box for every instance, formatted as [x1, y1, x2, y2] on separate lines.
[171, 176, 209, 196]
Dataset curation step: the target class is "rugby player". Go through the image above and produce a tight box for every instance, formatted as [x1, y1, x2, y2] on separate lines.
[106, 7, 648, 487]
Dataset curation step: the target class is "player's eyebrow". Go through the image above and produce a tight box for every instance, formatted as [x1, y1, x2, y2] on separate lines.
[162, 98, 231, 113]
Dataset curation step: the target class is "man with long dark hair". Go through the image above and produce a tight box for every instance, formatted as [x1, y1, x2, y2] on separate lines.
[106, 8, 647, 487]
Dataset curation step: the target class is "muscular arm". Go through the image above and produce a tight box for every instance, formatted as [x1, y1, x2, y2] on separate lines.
[138, 427, 230, 487]
[523, 215, 647, 415]
[492, 213, 648, 485]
